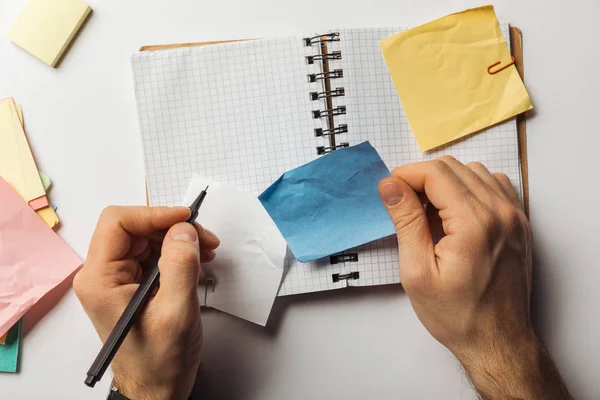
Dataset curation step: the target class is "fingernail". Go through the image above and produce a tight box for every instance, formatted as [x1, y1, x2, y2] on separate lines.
[379, 181, 404, 207]
[172, 206, 191, 213]
[170, 223, 197, 242]
[203, 228, 219, 243]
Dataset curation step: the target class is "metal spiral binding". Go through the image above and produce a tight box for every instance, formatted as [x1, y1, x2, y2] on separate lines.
[314, 124, 348, 137]
[332, 271, 360, 283]
[316, 143, 349, 155]
[304, 32, 348, 156]
[310, 87, 344, 101]
[330, 254, 359, 264]
[308, 69, 343, 83]
[304, 33, 359, 270]
[303, 32, 340, 46]
[306, 51, 342, 65]
[312, 106, 346, 119]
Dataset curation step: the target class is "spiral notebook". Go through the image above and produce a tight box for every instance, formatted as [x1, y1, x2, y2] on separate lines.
[132, 25, 527, 296]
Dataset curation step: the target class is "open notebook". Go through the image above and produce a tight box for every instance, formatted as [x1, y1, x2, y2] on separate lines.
[132, 24, 523, 296]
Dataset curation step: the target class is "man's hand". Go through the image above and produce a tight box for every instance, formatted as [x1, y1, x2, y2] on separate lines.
[74, 206, 220, 400]
[378, 157, 571, 400]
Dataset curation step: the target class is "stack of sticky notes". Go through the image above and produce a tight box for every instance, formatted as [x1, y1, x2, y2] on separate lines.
[0, 98, 59, 229]
[7, 0, 92, 67]
[0, 98, 82, 373]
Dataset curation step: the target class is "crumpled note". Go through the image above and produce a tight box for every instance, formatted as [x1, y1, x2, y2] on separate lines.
[183, 176, 287, 326]
[259, 141, 395, 262]
[380, 5, 533, 151]
[0, 177, 81, 337]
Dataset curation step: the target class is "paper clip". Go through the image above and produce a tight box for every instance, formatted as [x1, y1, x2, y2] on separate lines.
[487, 57, 515, 75]
[203, 277, 215, 304]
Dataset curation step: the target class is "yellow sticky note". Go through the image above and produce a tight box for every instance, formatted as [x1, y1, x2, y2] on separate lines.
[380, 5, 532, 151]
[0, 99, 47, 203]
[7, 0, 92, 67]
[37, 206, 60, 229]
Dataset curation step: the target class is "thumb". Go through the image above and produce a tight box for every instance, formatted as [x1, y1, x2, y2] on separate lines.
[156, 222, 201, 302]
[378, 177, 436, 282]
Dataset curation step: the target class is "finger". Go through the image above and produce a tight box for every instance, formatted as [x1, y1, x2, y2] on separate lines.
[194, 223, 220, 251]
[494, 173, 521, 207]
[426, 203, 445, 246]
[134, 245, 153, 263]
[87, 206, 191, 264]
[156, 222, 202, 304]
[438, 156, 495, 200]
[75, 258, 142, 307]
[378, 177, 437, 285]
[391, 159, 470, 211]
[126, 237, 149, 258]
[200, 249, 216, 263]
[149, 238, 163, 253]
[466, 162, 510, 200]
[149, 229, 168, 242]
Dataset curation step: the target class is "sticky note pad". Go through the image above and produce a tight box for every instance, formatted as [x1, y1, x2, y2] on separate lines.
[0, 321, 22, 372]
[1, 101, 60, 228]
[0, 177, 81, 337]
[0, 98, 47, 203]
[7, 0, 92, 67]
[380, 5, 532, 151]
[259, 141, 395, 262]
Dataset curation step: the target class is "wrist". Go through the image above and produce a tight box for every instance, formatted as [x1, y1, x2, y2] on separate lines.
[113, 371, 182, 400]
[456, 330, 571, 400]
[458, 329, 537, 398]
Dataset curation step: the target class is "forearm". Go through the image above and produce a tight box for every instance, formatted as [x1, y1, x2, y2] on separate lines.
[458, 331, 572, 400]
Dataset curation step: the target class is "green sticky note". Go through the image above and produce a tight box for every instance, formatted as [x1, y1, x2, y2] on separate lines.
[38, 171, 52, 191]
[0, 320, 22, 373]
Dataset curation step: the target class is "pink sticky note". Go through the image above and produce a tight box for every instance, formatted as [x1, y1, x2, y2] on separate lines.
[28, 195, 49, 211]
[0, 177, 81, 337]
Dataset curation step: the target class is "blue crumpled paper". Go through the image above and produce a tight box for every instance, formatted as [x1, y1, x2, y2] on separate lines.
[259, 141, 395, 262]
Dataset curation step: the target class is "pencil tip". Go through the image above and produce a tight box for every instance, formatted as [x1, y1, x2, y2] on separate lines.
[205, 185, 209, 191]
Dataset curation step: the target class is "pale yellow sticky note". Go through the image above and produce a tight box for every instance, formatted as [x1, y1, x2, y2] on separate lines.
[16, 105, 23, 125]
[7, 0, 92, 67]
[11, 103, 60, 228]
[380, 5, 533, 151]
[0, 99, 47, 203]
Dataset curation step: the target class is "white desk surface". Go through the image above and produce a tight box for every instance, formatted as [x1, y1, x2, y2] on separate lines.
[1, 0, 599, 398]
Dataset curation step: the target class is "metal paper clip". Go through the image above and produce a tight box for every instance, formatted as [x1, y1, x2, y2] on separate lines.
[203, 278, 215, 304]
[487, 57, 515, 75]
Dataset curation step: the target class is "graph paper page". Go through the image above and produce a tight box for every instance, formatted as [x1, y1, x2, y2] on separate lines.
[132, 38, 352, 296]
[327, 24, 523, 287]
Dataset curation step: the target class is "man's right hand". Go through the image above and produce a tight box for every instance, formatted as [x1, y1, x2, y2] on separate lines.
[378, 157, 571, 400]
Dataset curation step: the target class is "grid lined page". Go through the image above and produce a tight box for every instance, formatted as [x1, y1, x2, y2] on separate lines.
[327, 24, 523, 288]
[132, 38, 349, 296]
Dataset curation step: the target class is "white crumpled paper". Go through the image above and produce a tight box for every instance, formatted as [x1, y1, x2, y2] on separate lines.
[183, 176, 286, 326]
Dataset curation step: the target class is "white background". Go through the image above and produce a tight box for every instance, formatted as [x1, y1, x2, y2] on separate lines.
[1, 0, 599, 398]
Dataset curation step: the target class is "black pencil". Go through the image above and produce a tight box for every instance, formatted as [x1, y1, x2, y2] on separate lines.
[84, 186, 209, 388]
